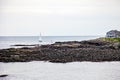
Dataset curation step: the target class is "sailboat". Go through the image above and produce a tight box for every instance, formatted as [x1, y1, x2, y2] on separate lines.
[39, 33, 42, 42]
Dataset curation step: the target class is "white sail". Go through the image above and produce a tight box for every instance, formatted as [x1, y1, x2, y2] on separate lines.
[39, 33, 42, 42]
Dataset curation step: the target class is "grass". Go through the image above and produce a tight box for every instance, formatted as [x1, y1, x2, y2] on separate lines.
[103, 38, 120, 42]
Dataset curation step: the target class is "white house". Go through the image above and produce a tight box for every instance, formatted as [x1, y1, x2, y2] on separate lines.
[106, 30, 120, 38]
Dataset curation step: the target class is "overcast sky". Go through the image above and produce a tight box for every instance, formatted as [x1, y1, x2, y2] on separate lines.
[0, 0, 120, 36]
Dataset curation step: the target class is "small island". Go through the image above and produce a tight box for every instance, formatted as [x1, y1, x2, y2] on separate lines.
[0, 38, 120, 63]
[0, 30, 120, 63]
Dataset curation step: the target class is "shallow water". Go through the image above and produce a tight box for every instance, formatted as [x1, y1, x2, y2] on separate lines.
[0, 61, 120, 80]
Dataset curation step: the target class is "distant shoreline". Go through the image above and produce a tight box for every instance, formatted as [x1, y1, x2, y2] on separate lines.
[0, 38, 120, 63]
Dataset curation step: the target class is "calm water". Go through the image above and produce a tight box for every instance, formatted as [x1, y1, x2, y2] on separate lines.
[0, 36, 99, 49]
[1, 36, 119, 80]
[0, 61, 120, 80]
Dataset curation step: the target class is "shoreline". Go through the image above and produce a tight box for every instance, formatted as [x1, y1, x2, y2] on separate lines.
[0, 38, 120, 63]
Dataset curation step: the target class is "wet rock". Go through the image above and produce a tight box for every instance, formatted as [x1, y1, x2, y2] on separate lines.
[0, 74, 8, 77]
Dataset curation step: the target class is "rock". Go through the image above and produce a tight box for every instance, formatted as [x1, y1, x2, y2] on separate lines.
[10, 55, 20, 60]
[0, 74, 8, 77]
[0, 38, 120, 63]
[113, 42, 120, 49]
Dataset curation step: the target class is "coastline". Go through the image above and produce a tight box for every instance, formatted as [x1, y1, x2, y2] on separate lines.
[0, 38, 120, 63]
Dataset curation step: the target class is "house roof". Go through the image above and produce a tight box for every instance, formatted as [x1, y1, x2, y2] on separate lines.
[107, 30, 120, 34]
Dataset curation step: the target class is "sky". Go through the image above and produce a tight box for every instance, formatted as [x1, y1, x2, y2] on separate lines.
[0, 0, 120, 36]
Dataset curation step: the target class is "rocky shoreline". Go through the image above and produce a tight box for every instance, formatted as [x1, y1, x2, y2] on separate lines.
[0, 38, 120, 63]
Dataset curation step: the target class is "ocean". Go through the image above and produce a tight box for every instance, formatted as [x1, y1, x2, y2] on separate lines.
[0, 36, 99, 49]
[0, 36, 120, 80]
[0, 61, 120, 80]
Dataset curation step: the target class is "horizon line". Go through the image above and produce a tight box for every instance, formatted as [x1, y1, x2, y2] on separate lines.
[0, 35, 104, 37]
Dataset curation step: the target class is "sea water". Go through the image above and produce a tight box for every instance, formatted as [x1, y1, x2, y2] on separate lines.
[0, 61, 120, 80]
[0, 36, 99, 49]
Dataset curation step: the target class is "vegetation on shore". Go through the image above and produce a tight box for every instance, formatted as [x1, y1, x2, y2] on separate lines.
[102, 37, 120, 42]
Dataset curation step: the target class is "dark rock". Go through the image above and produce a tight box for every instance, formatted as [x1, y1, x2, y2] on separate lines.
[0, 74, 8, 77]
[0, 38, 120, 63]
[12, 44, 36, 46]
